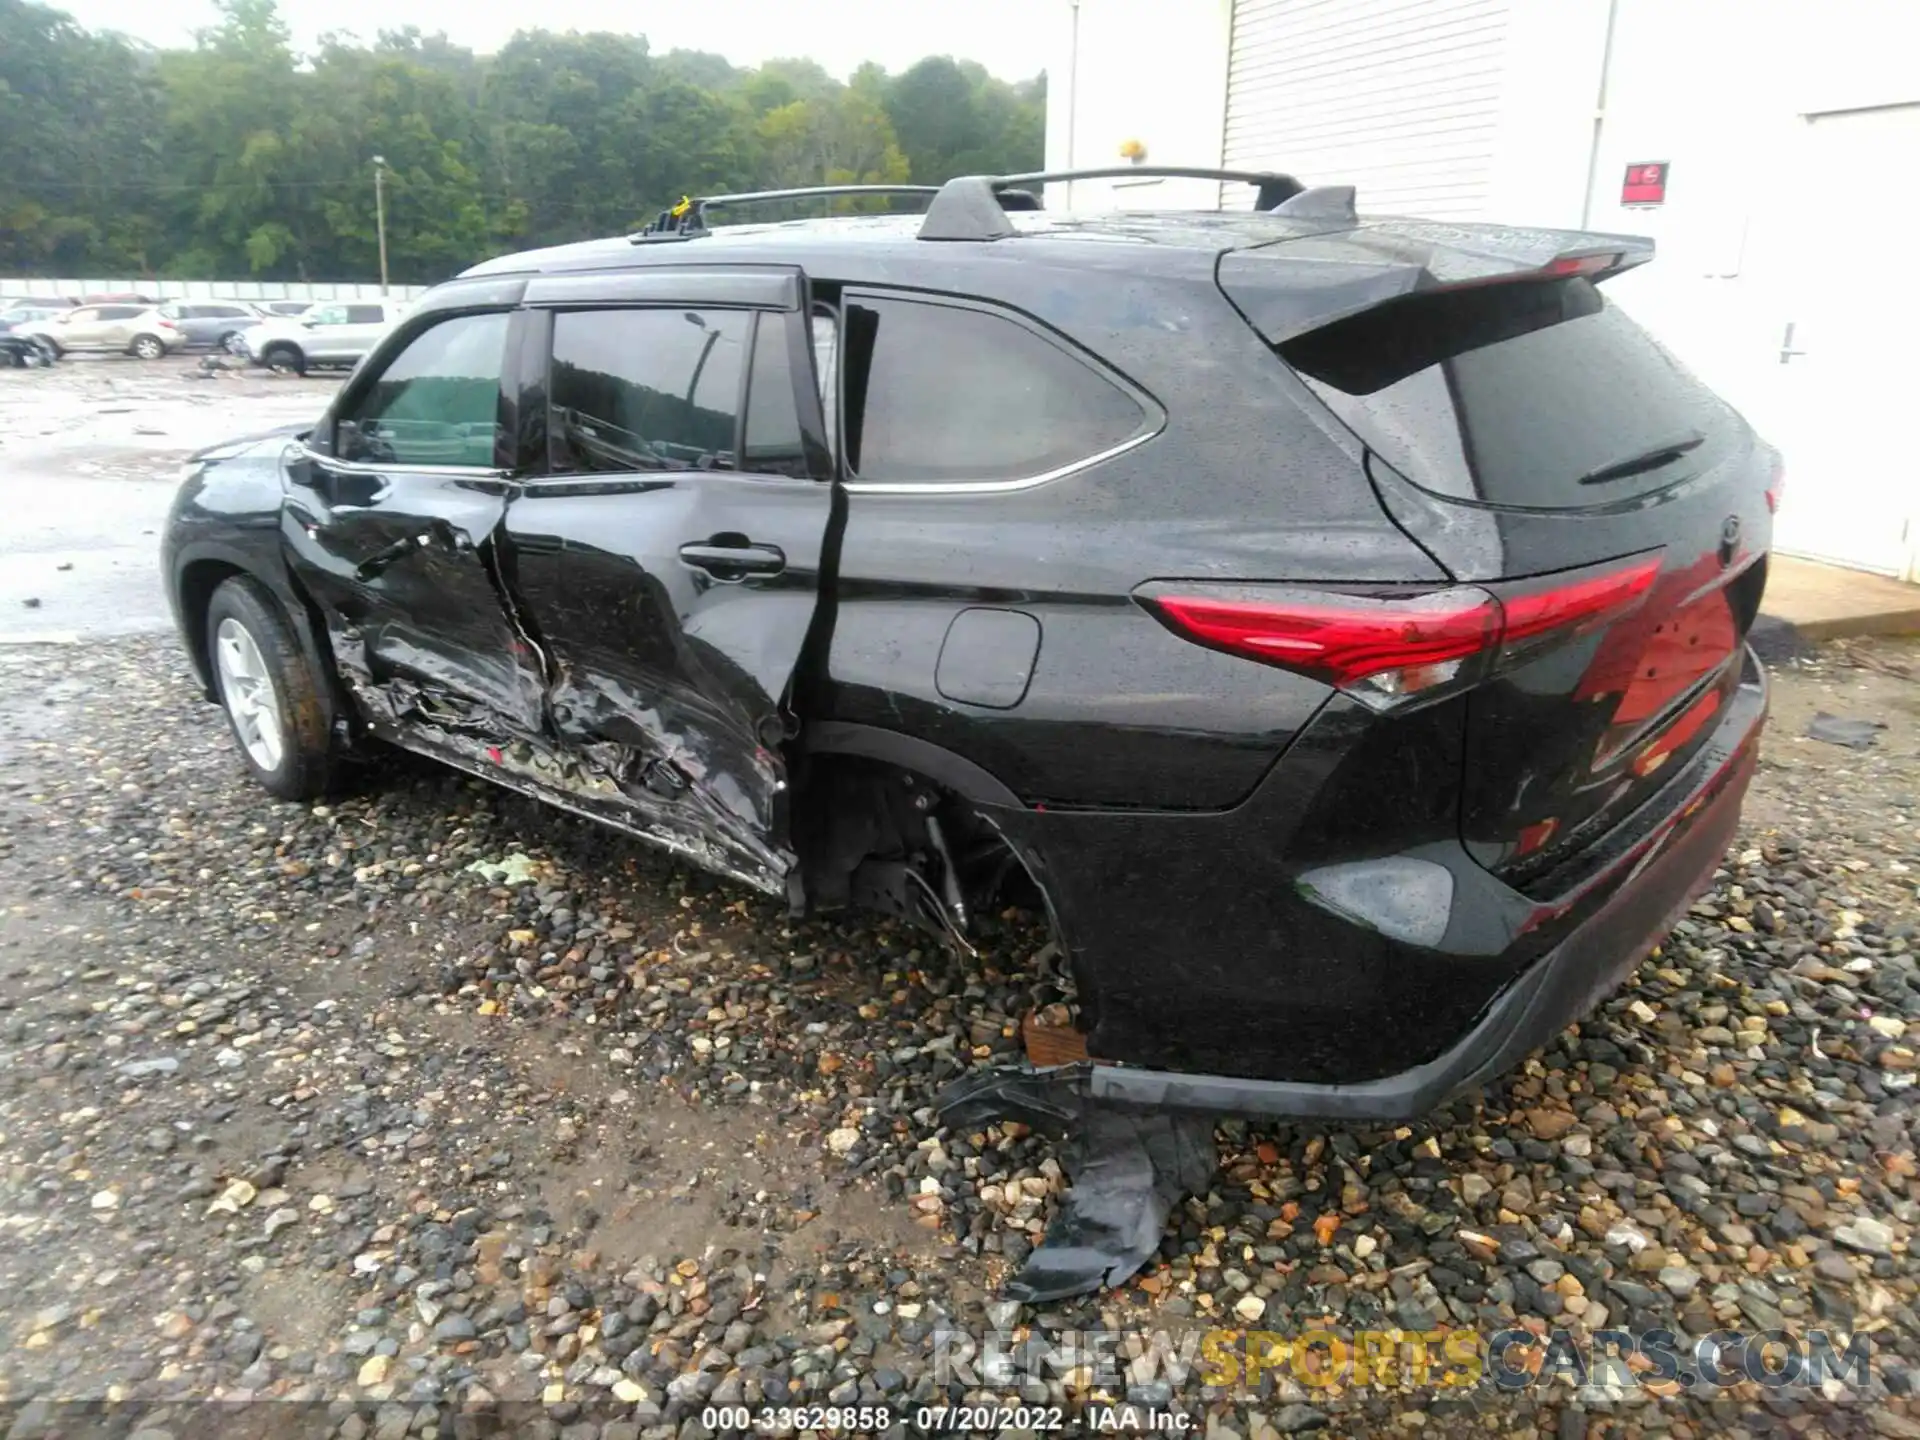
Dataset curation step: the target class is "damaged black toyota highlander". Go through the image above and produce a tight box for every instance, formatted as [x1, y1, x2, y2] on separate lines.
[163, 167, 1774, 1126]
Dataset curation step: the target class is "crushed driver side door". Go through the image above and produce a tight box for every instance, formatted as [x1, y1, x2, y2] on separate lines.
[280, 286, 547, 749]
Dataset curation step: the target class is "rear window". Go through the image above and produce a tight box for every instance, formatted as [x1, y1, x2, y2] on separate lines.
[840, 294, 1148, 485]
[1281, 278, 1734, 509]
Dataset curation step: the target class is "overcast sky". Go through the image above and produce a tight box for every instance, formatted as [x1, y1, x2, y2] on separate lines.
[54, 0, 1052, 80]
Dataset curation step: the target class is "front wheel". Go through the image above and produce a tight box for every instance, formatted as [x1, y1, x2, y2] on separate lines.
[130, 333, 166, 360]
[261, 343, 305, 376]
[206, 576, 335, 799]
[220, 330, 250, 356]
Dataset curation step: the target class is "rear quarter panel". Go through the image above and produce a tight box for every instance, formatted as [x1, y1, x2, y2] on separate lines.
[821, 266, 1447, 809]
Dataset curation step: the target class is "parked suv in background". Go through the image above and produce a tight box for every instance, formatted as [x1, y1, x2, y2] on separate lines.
[19, 303, 182, 359]
[163, 167, 1774, 1122]
[158, 299, 265, 354]
[0, 301, 68, 334]
[243, 299, 404, 374]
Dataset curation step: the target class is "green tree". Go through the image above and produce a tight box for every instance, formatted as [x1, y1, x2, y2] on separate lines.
[0, 0, 1047, 283]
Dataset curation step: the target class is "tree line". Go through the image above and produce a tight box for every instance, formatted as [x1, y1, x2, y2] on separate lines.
[0, 0, 1046, 284]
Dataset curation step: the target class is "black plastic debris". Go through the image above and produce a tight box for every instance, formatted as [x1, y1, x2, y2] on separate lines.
[938, 1065, 1217, 1303]
[1806, 712, 1885, 749]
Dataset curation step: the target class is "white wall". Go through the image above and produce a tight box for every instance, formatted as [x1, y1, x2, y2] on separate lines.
[0, 278, 430, 302]
[1575, 0, 1920, 427]
[1045, 0, 1233, 210]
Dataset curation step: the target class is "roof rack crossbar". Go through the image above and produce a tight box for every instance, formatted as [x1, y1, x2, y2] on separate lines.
[918, 165, 1308, 242]
[634, 184, 943, 240]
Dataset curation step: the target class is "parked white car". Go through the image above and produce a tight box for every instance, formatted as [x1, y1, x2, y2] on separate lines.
[17, 303, 185, 360]
[244, 300, 407, 375]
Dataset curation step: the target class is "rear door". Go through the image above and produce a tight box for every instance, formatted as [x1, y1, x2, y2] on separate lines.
[1272, 268, 1774, 884]
[98, 305, 145, 348]
[500, 266, 834, 897]
[280, 302, 547, 738]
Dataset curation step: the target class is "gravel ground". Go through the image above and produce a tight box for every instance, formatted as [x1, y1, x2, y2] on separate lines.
[2, 608, 1919, 1438]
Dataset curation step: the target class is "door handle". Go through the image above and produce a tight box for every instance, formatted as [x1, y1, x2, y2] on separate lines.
[678, 540, 786, 580]
[1779, 321, 1806, 365]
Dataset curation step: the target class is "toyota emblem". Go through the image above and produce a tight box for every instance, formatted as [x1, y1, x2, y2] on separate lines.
[1719, 516, 1741, 565]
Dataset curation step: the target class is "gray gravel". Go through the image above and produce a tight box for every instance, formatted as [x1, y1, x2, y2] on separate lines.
[2, 618, 1919, 1438]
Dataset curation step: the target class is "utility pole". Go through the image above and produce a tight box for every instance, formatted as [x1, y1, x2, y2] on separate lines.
[372, 155, 389, 295]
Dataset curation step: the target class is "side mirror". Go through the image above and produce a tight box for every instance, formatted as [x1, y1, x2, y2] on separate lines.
[300, 318, 318, 328]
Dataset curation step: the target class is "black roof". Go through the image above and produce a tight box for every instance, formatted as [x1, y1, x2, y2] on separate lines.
[460, 208, 1340, 283]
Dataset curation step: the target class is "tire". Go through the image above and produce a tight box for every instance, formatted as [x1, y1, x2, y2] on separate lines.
[130, 333, 166, 360]
[205, 576, 335, 799]
[34, 337, 61, 361]
[220, 330, 250, 356]
[261, 343, 305, 376]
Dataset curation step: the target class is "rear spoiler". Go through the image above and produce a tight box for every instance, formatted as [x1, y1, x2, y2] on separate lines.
[1220, 219, 1655, 346]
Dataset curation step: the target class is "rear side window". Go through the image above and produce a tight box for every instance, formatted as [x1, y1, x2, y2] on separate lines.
[549, 308, 748, 474]
[1282, 277, 1734, 509]
[840, 294, 1148, 485]
[103, 306, 142, 319]
[345, 304, 387, 324]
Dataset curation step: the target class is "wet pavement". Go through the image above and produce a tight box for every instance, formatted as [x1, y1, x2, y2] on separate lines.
[0, 355, 332, 642]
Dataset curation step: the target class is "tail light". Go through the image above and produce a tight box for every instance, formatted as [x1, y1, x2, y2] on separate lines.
[1765, 456, 1786, 514]
[1142, 553, 1661, 711]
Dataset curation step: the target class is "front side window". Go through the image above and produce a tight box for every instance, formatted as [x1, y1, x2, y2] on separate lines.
[549, 308, 748, 475]
[841, 294, 1149, 485]
[307, 305, 347, 326]
[336, 311, 509, 468]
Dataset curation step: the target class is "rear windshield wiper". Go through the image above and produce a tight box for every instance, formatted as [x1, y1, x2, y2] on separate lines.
[1578, 431, 1704, 486]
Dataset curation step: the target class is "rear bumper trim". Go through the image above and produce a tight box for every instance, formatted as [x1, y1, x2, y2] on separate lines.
[1084, 662, 1763, 1121]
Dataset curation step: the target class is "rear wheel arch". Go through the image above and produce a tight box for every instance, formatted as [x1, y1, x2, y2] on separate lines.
[798, 720, 1021, 808]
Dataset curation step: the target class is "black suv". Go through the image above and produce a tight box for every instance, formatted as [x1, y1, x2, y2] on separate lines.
[163, 167, 1773, 1120]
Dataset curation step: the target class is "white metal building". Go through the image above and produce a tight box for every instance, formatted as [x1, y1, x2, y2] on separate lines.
[1046, 0, 1920, 581]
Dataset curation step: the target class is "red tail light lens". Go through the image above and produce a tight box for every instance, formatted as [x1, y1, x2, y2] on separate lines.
[1765, 457, 1785, 514]
[1150, 588, 1498, 705]
[1144, 553, 1661, 710]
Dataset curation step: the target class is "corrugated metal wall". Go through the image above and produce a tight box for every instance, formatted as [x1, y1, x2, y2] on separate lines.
[1223, 0, 1515, 217]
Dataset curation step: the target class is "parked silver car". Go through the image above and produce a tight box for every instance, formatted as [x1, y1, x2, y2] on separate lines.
[16, 304, 184, 360]
[157, 299, 266, 354]
[243, 300, 405, 375]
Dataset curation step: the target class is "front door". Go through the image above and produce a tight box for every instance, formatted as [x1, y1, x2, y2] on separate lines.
[1768, 101, 1920, 579]
[280, 306, 546, 739]
[501, 273, 835, 896]
[59, 307, 108, 348]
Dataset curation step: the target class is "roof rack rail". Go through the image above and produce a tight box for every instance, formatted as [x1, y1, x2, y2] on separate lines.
[634, 184, 943, 241]
[918, 165, 1307, 242]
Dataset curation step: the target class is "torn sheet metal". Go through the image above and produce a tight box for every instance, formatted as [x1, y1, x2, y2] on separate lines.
[938, 1065, 1217, 1304]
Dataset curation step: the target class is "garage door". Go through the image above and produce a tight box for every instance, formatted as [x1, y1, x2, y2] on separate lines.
[1223, 0, 1514, 218]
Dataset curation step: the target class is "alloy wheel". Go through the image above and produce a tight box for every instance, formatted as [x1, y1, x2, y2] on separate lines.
[214, 617, 286, 771]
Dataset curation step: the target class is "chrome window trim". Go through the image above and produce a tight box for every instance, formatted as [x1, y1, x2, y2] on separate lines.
[833, 286, 1165, 497]
[293, 444, 510, 482]
[839, 424, 1162, 495]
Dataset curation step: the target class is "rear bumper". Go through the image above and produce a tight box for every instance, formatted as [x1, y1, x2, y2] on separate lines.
[1001, 646, 1767, 1120]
